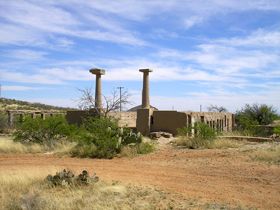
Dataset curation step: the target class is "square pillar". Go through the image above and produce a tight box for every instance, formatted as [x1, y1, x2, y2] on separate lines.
[136, 108, 153, 136]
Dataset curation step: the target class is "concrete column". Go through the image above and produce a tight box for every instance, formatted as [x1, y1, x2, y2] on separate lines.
[139, 69, 152, 109]
[89, 68, 105, 111]
[41, 113, 46, 120]
[8, 111, 14, 127]
[31, 113, 36, 119]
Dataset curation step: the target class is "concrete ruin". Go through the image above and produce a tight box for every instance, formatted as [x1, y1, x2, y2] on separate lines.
[7, 110, 65, 127]
[66, 68, 234, 135]
[89, 68, 105, 112]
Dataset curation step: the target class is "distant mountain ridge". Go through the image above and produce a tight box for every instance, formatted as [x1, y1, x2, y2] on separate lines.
[0, 98, 74, 111]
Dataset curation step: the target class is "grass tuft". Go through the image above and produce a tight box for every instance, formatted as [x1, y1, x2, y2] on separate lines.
[250, 144, 280, 164]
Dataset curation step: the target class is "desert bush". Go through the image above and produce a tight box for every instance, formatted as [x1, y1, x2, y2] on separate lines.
[46, 169, 99, 187]
[176, 122, 216, 149]
[72, 117, 120, 159]
[0, 111, 8, 132]
[72, 117, 145, 159]
[235, 104, 278, 136]
[13, 115, 78, 148]
[274, 126, 280, 135]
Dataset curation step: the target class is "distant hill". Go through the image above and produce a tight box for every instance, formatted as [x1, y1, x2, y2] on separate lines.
[0, 98, 75, 111]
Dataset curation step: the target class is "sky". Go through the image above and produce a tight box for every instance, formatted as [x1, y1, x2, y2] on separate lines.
[0, 0, 280, 112]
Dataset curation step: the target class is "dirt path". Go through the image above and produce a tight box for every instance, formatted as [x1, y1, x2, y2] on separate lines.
[0, 146, 279, 209]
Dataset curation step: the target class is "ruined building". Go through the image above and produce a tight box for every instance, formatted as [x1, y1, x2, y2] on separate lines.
[66, 68, 234, 135]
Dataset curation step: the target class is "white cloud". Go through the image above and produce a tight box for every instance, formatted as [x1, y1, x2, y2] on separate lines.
[1, 85, 40, 91]
[0, 70, 64, 85]
[151, 87, 280, 113]
[4, 49, 47, 60]
[184, 16, 204, 29]
[216, 30, 280, 48]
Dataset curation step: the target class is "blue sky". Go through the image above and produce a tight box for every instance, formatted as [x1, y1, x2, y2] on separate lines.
[0, 0, 280, 112]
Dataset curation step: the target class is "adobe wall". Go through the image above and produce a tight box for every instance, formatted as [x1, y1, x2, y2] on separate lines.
[184, 112, 234, 132]
[148, 111, 234, 135]
[66, 110, 137, 128]
[151, 111, 190, 135]
[107, 112, 137, 128]
[66, 110, 97, 125]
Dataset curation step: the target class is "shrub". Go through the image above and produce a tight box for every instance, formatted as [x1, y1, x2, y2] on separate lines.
[235, 104, 278, 136]
[13, 115, 77, 148]
[72, 117, 120, 159]
[72, 117, 144, 159]
[274, 126, 280, 135]
[0, 111, 8, 132]
[176, 122, 216, 149]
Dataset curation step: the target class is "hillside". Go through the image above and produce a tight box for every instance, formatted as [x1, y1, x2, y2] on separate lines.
[0, 98, 74, 111]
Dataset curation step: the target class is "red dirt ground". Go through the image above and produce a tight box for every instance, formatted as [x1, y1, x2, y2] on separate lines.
[0, 146, 279, 209]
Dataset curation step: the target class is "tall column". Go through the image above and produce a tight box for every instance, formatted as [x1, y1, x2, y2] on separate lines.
[89, 68, 105, 111]
[139, 69, 152, 109]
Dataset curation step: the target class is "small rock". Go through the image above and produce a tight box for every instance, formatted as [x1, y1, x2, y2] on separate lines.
[150, 132, 161, 139]
[161, 132, 173, 138]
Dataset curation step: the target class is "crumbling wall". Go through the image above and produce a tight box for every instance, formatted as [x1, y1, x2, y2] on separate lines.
[184, 112, 234, 132]
[107, 112, 137, 128]
[151, 111, 188, 135]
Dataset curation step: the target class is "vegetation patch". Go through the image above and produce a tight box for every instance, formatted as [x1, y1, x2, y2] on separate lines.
[208, 138, 243, 149]
[0, 169, 196, 210]
[250, 144, 280, 165]
[176, 122, 216, 149]
[13, 115, 78, 148]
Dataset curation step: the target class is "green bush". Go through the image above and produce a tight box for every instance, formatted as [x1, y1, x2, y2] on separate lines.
[274, 126, 280, 135]
[0, 111, 8, 132]
[71, 117, 144, 159]
[13, 115, 77, 148]
[176, 122, 216, 149]
[235, 104, 278, 136]
[73, 117, 120, 159]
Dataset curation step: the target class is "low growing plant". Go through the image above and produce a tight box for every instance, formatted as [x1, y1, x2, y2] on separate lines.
[176, 122, 216, 149]
[13, 115, 78, 148]
[72, 116, 146, 159]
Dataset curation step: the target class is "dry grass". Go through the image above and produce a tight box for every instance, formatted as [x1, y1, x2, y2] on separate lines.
[0, 169, 196, 210]
[120, 145, 138, 157]
[250, 144, 280, 164]
[0, 136, 76, 155]
[174, 137, 243, 149]
[209, 138, 244, 149]
[0, 136, 43, 153]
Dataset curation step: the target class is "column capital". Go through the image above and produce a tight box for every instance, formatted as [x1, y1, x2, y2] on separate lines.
[139, 68, 153, 73]
[89, 68, 105, 75]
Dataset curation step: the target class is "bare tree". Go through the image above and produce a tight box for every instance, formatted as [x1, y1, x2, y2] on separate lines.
[207, 105, 228, 112]
[77, 88, 131, 116]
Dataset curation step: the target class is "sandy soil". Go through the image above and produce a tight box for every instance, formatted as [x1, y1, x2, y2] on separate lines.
[0, 144, 279, 209]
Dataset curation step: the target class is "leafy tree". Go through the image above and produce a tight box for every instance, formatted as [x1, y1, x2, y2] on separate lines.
[236, 104, 277, 126]
[207, 105, 228, 112]
[235, 104, 278, 136]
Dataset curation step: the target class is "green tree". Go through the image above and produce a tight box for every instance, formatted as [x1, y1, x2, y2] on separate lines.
[235, 104, 278, 136]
